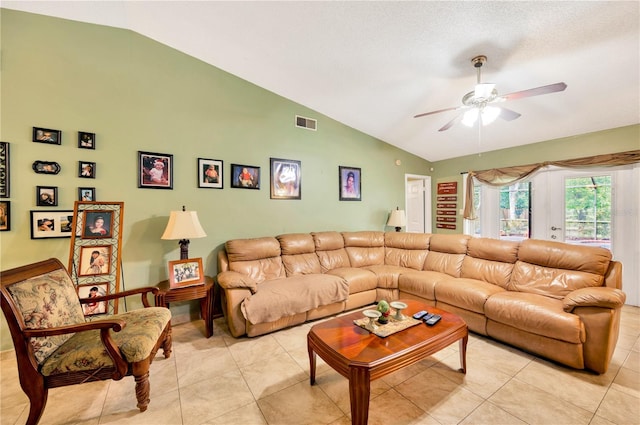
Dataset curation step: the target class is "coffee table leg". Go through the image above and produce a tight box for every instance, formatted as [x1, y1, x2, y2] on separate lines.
[459, 334, 468, 373]
[308, 339, 316, 385]
[349, 366, 370, 425]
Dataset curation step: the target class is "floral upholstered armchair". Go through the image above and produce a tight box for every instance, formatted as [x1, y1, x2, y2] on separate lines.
[0, 258, 172, 425]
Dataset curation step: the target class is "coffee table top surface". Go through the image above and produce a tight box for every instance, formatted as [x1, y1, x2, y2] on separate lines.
[308, 299, 466, 364]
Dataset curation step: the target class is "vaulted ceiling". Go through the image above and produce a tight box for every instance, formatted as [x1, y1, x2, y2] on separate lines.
[4, 1, 639, 161]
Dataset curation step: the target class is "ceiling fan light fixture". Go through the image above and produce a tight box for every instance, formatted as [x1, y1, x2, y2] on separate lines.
[481, 106, 500, 126]
[461, 109, 479, 127]
[474, 83, 495, 100]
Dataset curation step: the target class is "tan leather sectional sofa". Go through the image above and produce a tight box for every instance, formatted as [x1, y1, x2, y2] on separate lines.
[216, 231, 625, 373]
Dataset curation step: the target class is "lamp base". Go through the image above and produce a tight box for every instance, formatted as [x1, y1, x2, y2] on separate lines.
[394, 227, 402, 232]
[179, 239, 190, 260]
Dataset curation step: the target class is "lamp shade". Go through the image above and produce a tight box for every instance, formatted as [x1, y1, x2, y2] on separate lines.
[161, 210, 207, 241]
[387, 208, 406, 229]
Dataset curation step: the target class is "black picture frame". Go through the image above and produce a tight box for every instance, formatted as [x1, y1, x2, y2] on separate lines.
[0, 201, 10, 231]
[36, 186, 58, 207]
[0, 142, 9, 198]
[33, 127, 61, 145]
[198, 158, 223, 189]
[30, 210, 74, 239]
[78, 131, 96, 149]
[230, 163, 260, 189]
[78, 161, 96, 178]
[270, 158, 301, 200]
[339, 166, 362, 201]
[138, 151, 173, 189]
[78, 187, 96, 201]
[32, 161, 61, 175]
[82, 210, 114, 239]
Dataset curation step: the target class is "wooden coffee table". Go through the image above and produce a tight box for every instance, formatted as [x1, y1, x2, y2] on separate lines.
[307, 299, 467, 425]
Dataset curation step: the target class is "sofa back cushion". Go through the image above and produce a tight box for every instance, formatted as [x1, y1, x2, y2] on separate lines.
[225, 237, 284, 283]
[7, 268, 86, 364]
[342, 231, 385, 267]
[461, 238, 519, 287]
[312, 231, 351, 272]
[509, 239, 612, 299]
[277, 233, 322, 276]
[424, 234, 469, 277]
[384, 232, 430, 270]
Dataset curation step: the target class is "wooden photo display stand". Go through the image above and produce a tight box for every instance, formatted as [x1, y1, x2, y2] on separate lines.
[68, 201, 124, 315]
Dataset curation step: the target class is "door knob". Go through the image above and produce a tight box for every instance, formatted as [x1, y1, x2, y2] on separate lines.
[551, 235, 557, 239]
[551, 226, 562, 231]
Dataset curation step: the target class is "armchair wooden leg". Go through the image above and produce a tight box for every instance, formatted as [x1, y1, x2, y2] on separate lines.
[132, 362, 151, 412]
[24, 386, 47, 425]
[162, 326, 172, 358]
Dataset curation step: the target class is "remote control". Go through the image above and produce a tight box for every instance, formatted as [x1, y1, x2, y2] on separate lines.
[425, 314, 441, 326]
[412, 310, 428, 320]
[422, 313, 434, 321]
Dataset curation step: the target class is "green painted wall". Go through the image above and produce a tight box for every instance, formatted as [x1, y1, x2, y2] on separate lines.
[0, 9, 432, 349]
[429, 125, 640, 232]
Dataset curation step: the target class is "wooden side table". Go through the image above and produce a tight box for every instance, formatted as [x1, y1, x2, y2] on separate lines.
[155, 276, 214, 338]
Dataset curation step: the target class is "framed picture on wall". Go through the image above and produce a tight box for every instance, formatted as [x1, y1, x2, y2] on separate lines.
[36, 186, 58, 206]
[138, 151, 173, 189]
[339, 166, 361, 201]
[0, 201, 10, 231]
[30, 210, 74, 239]
[0, 141, 9, 198]
[78, 131, 96, 149]
[230, 163, 260, 189]
[82, 210, 114, 238]
[79, 187, 96, 201]
[198, 158, 223, 189]
[77, 283, 108, 316]
[79, 161, 96, 178]
[270, 158, 301, 199]
[33, 127, 61, 145]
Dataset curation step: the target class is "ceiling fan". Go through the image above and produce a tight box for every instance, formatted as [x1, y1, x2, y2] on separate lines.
[414, 55, 567, 131]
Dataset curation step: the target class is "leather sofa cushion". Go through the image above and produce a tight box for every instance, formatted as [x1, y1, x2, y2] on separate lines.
[429, 234, 470, 254]
[435, 278, 505, 314]
[327, 267, 377, 294]
[312, 231, 350, 272]
[398, 270, 451, 301]
[461, 256, 514, 288]
[424, 252, 465, 277]
[226, 237, 281, 262]
[517, 239, 611, 275]
[278, 233, 322, 276]
[282, 253, 321, 276]
[240, 274, 348, 324]
[468, 237, 519, 263]
[485, 291, 585, 343]
[384, 232, 430, 270]
[311, 231, 345, 251]
[509, 261, 605, 299]
[342, 231, 385, 247]
[277, 233, 316, 255]
[364, 265, 412, 288]
[229, 257, 285, 284]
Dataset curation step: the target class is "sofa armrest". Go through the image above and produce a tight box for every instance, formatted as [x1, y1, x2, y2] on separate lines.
[563, 287, 626, 313]
[217, 271, 258, 294]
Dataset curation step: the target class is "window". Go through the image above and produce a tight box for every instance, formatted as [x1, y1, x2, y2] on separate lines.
[499, 182, 530, 241]
[564, 176, 611, 248]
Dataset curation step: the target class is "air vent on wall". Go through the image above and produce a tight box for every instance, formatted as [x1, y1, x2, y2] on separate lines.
[295, 115, 317, 131]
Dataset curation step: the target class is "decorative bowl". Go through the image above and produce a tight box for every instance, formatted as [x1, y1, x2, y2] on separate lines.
[363, 309, 382, 331]
[390, 301, 408, 321]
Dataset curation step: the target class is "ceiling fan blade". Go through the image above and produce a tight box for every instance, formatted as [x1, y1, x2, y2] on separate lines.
[414, 106, 459, 119]
[438, 112, 463, 131]
[498, 107, 521, 121]
[501, 82, 567, 101]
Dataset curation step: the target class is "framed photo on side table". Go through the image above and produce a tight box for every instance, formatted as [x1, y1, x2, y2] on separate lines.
[168, 258, 204, 288]
[230, 164, 260, 189]
[339, 166, 361, 201]
[270, 158, 301, 199]
[139, 151, 173, 189]
[198, 158, 223, 189]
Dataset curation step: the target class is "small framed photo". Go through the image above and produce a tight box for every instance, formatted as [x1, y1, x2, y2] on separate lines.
[230, 163, 260, 189]
[82, 210, 113, 238]
[78, 283, 108, 316]
[78, 187, 96, 201]
[30, 210, 74, 239]
[139, 151, 173, 189]
[168, 258, 204, 288]
[32, 161, 61, 175]
[0, 141, 9, 198]
[36, 186, 58, 206]
[79, 245, 112, 276]
[79, 161, 96, 178]
[270, 158, 301, 200]
[339, 166, 361, 201]
[0, 201, 10, 231]
[33, 127, 61, 145]
[198, 158, 223, 189]
[78, 131, 95, 149]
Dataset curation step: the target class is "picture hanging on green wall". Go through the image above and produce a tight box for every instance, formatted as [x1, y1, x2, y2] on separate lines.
[138, 151, 173, 189]
[231, 163, 260, 189]
[270, 158, 301, 200]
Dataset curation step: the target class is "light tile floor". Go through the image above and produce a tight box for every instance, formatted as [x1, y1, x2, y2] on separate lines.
[1, 305, 639, 425]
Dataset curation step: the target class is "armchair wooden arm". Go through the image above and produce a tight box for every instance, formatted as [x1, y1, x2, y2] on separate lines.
[79, 286, 160, 307]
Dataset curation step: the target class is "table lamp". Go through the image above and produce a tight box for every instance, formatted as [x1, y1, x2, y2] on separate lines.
[387, 207, 406, 232]
[161, 206, 207, 259]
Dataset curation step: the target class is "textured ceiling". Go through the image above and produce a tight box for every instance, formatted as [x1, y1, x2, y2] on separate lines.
[3, 1, 639, 161]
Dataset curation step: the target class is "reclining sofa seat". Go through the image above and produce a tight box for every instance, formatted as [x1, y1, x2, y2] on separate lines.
[217, 231, 625, 373]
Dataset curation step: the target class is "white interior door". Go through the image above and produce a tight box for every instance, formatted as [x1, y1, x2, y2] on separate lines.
[405, 175, 431, 233]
